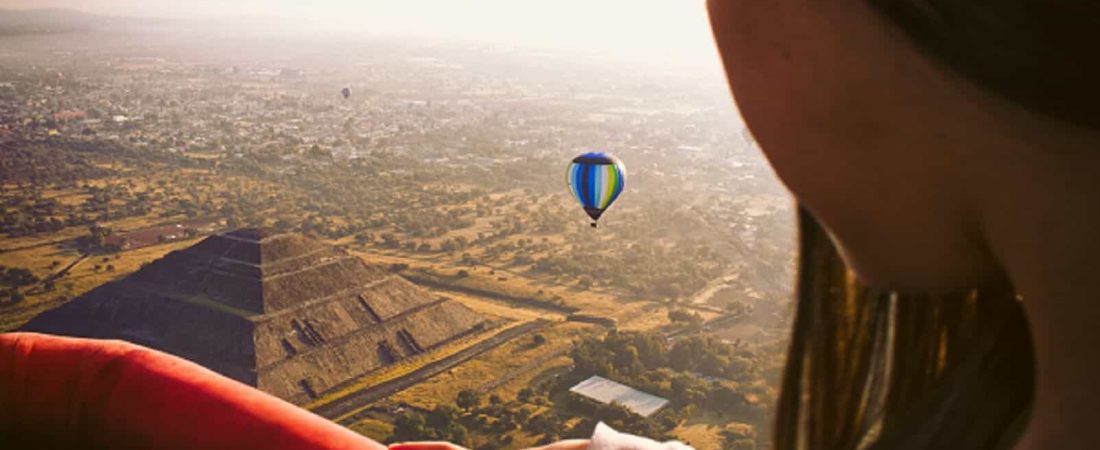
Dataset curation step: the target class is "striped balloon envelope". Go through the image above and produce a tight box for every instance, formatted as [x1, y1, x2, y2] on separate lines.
[566, 152, 626, 228]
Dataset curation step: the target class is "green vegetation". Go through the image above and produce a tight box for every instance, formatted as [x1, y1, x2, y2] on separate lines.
[375, 329, 778, 449]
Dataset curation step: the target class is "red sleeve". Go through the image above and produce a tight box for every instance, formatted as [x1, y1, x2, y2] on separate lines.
[0, 332, 387, 450]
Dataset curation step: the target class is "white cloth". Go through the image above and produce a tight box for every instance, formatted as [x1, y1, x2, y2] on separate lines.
[587, 422, 695, 450]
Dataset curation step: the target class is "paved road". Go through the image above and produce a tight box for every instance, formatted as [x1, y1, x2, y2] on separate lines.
[314, 318, 551, 424]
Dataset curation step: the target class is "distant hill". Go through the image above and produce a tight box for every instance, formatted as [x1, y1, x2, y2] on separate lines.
[0, 8, 167, 36]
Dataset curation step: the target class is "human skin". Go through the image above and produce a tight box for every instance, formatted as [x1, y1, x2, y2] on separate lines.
[707, 0, 1100, 449]
[388, 440, 589, 450]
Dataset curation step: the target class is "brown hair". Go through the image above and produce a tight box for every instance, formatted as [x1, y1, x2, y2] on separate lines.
[771, 2, 1100, 447]
[773, 208, 1034, 449]
[870, 0, 1100, 127]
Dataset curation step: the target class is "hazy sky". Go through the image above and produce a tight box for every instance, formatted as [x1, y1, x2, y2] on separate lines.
[1, 0, 720, 68]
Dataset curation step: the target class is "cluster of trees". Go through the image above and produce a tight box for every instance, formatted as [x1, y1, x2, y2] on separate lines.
[383, 328, 777, 449]
[391, 405, 471, 447]
[0, 185, 126, 237]
[76, 225, 116, 253]
[389, 391, 548, 450]
[529, 238, 725, 299]
[0, 139, 207, 237]
[0, 143, 111, 188]
[0, 265, 39, 303]
[721, 423, 759, 450]
[392, 383, 679, 449]
[570, 331, 771, 426]
[667, 309, 704, 328]
[390, 332, 775, 448]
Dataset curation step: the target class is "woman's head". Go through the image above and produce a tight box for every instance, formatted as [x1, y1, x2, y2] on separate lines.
[708, 1, 1100, 449]
[708, 0, 1100, 294]
[872, 0, 1100, 127]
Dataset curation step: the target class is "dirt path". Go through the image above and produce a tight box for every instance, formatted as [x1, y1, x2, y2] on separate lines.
[43, 253, 89, 283]
[0, 237, 75, 254]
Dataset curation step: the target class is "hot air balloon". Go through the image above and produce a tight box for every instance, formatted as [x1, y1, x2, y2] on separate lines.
[341, 87, 351, 99]
[566, 152, 626, 228]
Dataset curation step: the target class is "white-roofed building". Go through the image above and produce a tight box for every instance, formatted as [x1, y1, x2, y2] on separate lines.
[568, 375, 669, 417]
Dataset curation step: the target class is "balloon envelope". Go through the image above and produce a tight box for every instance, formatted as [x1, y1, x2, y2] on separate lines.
[566, 152, 626, 223]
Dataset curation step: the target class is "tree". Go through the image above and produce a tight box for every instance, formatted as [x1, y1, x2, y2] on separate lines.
[391, 411, 427, 442]
[727, 439, 756, 450]
[426, 405, 460, 430]
[448, 424, 469, 447]
[517, 387, 535, 403]
[613, 345, 643, 375]
[527, 411, 563, 436]
[721, 423, 757, 450]
[460, 253, 477, 265]
[456, 389, 481, 411]
[668, 309, 704, 327]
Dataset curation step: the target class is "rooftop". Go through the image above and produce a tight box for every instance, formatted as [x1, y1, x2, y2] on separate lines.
[568, 375, 669, 417]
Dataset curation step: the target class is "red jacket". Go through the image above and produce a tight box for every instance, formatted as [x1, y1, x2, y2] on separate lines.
[0, 332, 387, 450]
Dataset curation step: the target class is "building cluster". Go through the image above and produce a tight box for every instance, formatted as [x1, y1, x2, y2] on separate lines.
[0, 46, 761, 181]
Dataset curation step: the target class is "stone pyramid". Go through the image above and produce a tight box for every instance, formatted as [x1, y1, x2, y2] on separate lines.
[21, 229, 488, 403]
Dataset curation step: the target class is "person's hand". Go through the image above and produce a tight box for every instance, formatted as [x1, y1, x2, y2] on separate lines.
[388, 439, 588, 450]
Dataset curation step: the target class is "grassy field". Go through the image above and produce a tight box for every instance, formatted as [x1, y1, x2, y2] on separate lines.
[349, 418, 395, 443]
[673, 422, 723, 450]
[385, 321, 594, 410]
[671, 411, 751, 450]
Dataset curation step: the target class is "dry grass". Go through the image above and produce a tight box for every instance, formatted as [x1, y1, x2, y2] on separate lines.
[389, 322, 596, 409]
[434, 290, 557, 322]
[672, 423, 722, 450]
[671, 412, 740, 450]
[349, 418, 394, 444]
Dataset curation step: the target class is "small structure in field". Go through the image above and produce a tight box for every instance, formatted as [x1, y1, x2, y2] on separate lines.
[568, 375, 669, 417]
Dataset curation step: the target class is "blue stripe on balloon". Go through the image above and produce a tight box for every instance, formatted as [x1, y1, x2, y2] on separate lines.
[580, 161, 589, 206]
[588, 164, 598, 208]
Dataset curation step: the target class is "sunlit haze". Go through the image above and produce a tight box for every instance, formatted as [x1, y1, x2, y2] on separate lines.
[1, 0, 719, 69]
